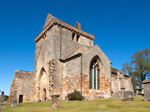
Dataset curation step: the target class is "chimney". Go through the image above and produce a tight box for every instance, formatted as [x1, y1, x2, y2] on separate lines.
[75, 21, 81, 29]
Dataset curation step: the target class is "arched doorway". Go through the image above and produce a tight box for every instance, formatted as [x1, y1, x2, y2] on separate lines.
[43, 88, 46, 101]
[37, 67, 48, 101]
[90, 56, 100, 89]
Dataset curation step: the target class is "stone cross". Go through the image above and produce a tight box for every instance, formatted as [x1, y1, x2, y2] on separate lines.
[11, 89, 18, 107]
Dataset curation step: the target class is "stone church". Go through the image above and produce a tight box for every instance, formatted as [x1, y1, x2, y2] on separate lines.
[9, 13, 133, 104]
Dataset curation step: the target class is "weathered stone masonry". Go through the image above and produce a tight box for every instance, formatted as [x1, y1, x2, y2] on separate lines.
[9, 13, 133, 103]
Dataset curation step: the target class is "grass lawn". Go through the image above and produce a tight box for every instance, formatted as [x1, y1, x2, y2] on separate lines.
[1, 96, 150, 112]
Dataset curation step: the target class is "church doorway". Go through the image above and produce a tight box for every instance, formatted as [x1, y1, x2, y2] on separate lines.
[19, 95, 23, 103]
[38, 67, 48, 101]
[43, 88, 46, 101]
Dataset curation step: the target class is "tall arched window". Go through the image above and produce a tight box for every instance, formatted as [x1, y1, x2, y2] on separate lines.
[90, 58, 100, 89]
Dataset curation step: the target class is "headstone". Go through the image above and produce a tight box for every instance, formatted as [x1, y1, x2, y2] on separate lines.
[1, 91, 4, 105]
[112, 91, 134, 99]
[124, 91, 134, 99]
[11, 89, 18, 107]
[50, 95, 61, 108]
[142, 79, 150, 101]
[112, 91, 124, 99]
[65, 96, 69, 102]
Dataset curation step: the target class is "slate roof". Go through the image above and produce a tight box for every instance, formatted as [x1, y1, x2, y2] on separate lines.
[142, 79, 150, 84]
[111, 67, 130, 77]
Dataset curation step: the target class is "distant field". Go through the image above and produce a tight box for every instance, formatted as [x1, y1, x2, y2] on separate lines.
[1, 96, 150, 112]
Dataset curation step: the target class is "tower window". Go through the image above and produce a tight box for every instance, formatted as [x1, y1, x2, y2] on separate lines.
[72, 33, 75, 40]
[77, 35, 80, 42]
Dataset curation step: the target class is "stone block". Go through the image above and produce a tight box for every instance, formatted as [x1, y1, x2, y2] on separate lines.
[112, 91, 124, 99]
[112, 91, 134, 99]
[142, 79, 150, 101]
[51, 95, 61, 107]
[11, 90, 18, 107]
[124, 91, 134, 99]
[1, 91, 4, 105]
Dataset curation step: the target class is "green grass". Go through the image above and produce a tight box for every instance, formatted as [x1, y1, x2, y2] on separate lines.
[2, 96, 150, 112]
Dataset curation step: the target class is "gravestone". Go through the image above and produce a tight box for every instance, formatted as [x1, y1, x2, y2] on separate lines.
[51, 95, 61, 107]
[112, 91, 134, 99]
[124, 91, 134, 99]
[142, 79, 150, 101]
[65, 96, 69, 102]
[1, 91, 4, 105]
[50, 95, 61, 108]
[112, 91, 124, 99]
[11, 89, 18, 107]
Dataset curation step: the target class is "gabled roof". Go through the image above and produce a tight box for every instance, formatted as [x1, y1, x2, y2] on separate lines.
[142, 79, 150, 84]
[111, 67, 130, 77]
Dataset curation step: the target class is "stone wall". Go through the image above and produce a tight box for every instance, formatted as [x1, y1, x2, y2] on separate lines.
[62, 56, 81, 98]
[111, 73, 133, 94]
[34, 26, 55, 101]
[111, 75, 119, 93]
[9, 70, 36, 104]
[81, 45, 111, 98]
[124, 77, 133, 91]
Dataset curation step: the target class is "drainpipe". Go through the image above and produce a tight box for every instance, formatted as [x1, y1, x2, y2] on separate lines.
[60, 25, 62, 58]
[81, 54, 82, 95]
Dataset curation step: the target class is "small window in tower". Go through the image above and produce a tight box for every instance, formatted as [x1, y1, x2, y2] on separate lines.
[77, 35, 80, 42]
[72, 33, 75, 40]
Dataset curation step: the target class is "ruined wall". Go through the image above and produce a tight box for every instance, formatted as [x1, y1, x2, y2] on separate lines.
[111, 74, 133, 94]
[124, 77, 133, 91]
[111, 75, 119, 94]
[9, 71, 36, 104]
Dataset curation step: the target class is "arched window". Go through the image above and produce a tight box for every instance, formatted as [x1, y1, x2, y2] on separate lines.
[90, 58, 100, 89]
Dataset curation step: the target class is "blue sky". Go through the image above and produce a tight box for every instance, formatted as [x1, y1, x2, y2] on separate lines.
[0, 0, 150, 95]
